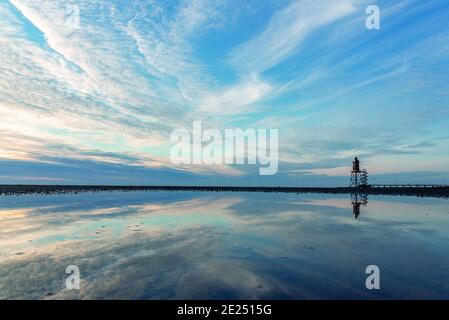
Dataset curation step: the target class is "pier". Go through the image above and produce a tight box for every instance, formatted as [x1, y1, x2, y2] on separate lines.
[368, 184, 447, 189]
[0, 184, 448, 198]
[1, 157, 448, 198]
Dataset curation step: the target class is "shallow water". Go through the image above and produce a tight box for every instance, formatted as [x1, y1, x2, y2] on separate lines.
[0, 191, 448, 299]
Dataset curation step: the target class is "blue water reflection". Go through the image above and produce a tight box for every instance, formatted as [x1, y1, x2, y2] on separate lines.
[0, 191, 448, 299]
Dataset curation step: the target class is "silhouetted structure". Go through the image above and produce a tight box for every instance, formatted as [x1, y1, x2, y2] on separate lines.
[353, 157, 360, 172]
[351, 193, 368, 219]
[350, 157, 368, 188]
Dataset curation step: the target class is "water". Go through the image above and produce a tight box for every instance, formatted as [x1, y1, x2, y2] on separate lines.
[0, 191, 448, 300]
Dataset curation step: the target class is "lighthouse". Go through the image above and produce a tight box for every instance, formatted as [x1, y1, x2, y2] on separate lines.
[350, 157, 368, 188]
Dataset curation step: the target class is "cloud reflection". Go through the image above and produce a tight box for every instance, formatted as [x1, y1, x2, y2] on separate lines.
[1, 192, 449, 299]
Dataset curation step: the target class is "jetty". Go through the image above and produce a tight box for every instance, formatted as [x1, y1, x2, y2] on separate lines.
[1, 157, 448, 198]
[0, 184, 448, 198]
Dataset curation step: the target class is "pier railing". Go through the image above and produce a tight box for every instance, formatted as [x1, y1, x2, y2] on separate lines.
[368, 184, 447, 189]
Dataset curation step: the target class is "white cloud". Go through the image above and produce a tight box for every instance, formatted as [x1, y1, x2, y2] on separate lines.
[229, 0, 358, 72]
[0, 0, 224, 173]
[199, 75, 272, 115]
[198, 0, 359, 117]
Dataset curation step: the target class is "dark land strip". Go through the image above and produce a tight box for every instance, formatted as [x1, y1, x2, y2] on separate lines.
[0, 185, 448, 198]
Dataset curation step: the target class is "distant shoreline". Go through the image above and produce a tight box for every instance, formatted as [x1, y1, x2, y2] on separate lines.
[1, 185, 448, 198]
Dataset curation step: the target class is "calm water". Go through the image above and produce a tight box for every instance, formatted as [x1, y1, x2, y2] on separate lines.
[0, 191, 448, 300]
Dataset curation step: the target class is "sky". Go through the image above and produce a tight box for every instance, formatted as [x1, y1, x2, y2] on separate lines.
[0, 0, 449, 186]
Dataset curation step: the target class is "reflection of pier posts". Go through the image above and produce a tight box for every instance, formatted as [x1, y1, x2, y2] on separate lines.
[351, 193, 368, 219]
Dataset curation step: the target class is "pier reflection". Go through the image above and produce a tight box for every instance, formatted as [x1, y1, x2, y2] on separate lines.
[351, 193, 368, 219]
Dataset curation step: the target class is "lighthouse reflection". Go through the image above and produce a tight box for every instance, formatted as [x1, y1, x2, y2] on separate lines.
[351, 193, 368, 219]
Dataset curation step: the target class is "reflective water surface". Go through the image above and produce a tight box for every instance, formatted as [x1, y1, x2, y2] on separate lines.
[1, 191, 449, 299]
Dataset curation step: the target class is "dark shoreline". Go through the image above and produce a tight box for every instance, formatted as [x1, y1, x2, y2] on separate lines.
[1, 185, 449, 198]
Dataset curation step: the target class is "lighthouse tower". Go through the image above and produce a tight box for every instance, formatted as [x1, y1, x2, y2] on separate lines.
[350, 157, 368, 188]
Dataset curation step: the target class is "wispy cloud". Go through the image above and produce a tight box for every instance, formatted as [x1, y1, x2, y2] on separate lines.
[229, 0, 358, 73]
[199, 74, 272, 115]
[1, 0, 449, 184]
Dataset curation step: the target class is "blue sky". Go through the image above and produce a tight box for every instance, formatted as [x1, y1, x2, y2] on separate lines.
[1, 0, 449, 186]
